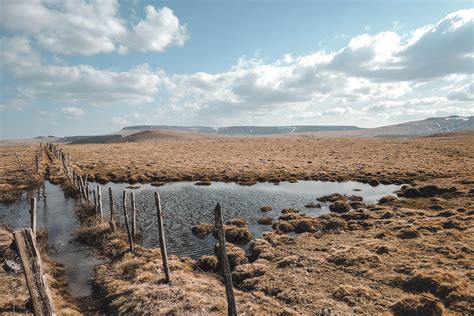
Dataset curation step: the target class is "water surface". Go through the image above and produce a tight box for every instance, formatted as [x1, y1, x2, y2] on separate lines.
[94, 180, 400, 258]
[0, 182, 102, 298]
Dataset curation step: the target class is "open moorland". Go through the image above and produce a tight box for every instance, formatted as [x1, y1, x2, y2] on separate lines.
[0, 132, 473, 314]
[65, 132, 474, 187]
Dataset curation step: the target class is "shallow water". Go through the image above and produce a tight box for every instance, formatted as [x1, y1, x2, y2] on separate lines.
[0, 182, 102, 298]
[94, 180, 400, 258]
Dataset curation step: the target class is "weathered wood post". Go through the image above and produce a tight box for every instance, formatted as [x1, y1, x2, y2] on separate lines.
[13, 228, 55, 315]
[130, 192, 136, 238]
[97, 186, 103, 217]
[72, 170, 76, 191]
[30, 197, 37, 238]
[35, 155, 39, 173]
[154, 192, 171, 283]
[214, 203, 237, 316]
[122, 191, 134, 252]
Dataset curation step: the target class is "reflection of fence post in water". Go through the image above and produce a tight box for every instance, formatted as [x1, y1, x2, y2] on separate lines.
[30, 197, 37, 238]
[109, 187, 116, 231]
[130, 192, 136, 238]
[154, 191, 171, 284]
[122, 191, 134, 252]
[214, 203, 237, 316]
[92, 190, 96, 212]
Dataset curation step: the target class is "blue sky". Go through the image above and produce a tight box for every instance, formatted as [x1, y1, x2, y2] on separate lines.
[1, 0, 473, 139]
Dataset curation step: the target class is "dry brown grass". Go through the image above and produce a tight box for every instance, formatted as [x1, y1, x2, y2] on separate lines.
[55, 132, 474, 188]
[1, 132, 473, 314]
[0, 145, 47, 203]
[230, 193, 474, 314]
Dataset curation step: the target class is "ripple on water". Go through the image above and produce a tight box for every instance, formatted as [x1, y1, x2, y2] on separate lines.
[95, 180, 400, 258]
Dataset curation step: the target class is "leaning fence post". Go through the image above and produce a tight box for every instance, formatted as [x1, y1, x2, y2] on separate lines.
[30, 197, 37, 238]
[97, 186, 103, 217]
[154, 192, 171, 283]
[122, 191, 134, 252]
[130, 192, 136, 238]
[214, 203, 237, 316]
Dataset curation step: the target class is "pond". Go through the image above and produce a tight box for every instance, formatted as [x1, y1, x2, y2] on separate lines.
[0, 180, 399, 296]
[94, 180, 400, 258]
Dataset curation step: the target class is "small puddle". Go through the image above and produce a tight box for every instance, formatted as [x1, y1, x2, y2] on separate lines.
[94, 180, 400, 258]
[0, 182, 102, 298]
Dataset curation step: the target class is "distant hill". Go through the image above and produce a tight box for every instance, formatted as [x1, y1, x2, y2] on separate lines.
[122, 124, 362, 136]
[122, 125, 216, 134]
[365, 115, 473, 137]
[115, 130, 203, 143]
[1, 115, 472, 144]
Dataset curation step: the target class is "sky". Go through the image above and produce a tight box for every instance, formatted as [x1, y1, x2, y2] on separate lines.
[0, 0, 473, 139]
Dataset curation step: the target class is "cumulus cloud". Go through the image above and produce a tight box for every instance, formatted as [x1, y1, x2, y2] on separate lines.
[61, 107, 85, 119]
[126, 6, 188, 52]
[0, 0, 187, 55]
[0, 36, 164, 105]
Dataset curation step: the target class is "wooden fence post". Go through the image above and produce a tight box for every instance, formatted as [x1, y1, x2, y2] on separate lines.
[154, 192, 171, 283]
[30, 197, 37, 237]
[122, 191, 134, 252]
[97, 186, 103, 217]
[93, 190, 97, 213]
[214, 203, 237, 316]
[130, 192, 136, 238]
[13, 228, 55, 315]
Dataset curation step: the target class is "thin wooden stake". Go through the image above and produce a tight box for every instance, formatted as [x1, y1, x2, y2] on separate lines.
[122, 191, 134, 252]
[30, 197, 37, 237]
[93, 190, 97, 213]
[214, 203, 237, 316]
[154, 192, 171, 283]
[130, 192, 136, 238]
[97, 186, 103, 217]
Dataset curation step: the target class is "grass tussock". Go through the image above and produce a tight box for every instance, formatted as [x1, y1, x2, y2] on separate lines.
[94, 249, 287, 314]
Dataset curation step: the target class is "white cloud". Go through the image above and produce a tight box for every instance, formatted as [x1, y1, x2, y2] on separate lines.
[0, 8, 472, 128]
[61, 107, 85, 119]
[125, 6, 188, 52]
[447, 82, 474, 101]
[0, 1, 188, 55]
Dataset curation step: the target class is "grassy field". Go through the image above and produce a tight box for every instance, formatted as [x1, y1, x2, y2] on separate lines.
[0, 132, 473, 314]
[63, 132, 474, 187]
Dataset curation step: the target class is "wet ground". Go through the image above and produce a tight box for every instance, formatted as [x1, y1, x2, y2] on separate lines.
[95, 180, 400, 258]
[0, 180, 399, 298]
[0, 182, 102, 298]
